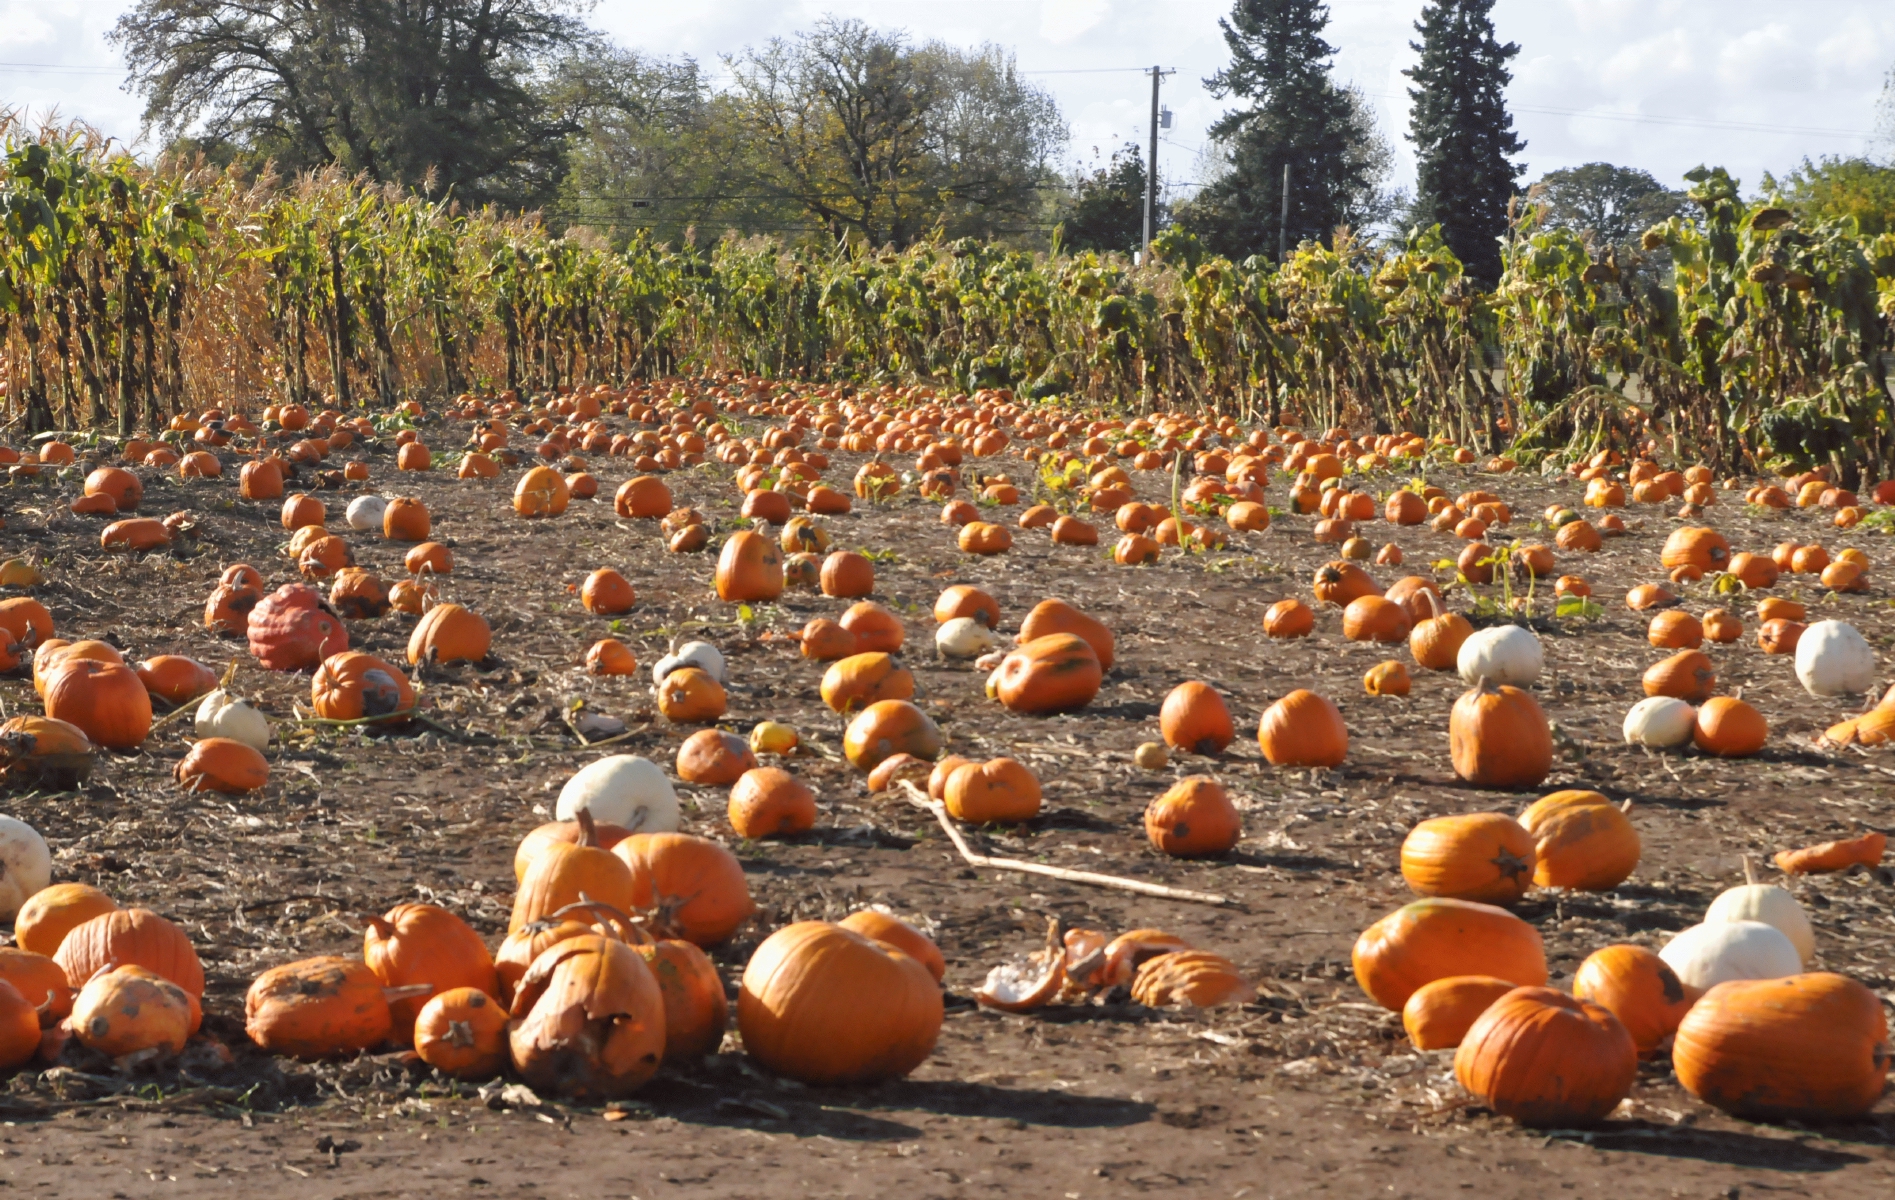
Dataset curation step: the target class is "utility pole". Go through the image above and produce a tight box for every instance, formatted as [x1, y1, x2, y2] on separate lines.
[1279, 163, 1291, 262]
[1143, 65, 1173, 259]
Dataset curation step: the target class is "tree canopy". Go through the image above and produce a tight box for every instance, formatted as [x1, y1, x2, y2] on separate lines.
[1762, 157, 1895, 236]
[1528, 163, 1687, 251]
[1059, 144, 1152, 256]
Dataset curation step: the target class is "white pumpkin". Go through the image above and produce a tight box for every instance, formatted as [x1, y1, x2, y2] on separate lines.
[345, 495, 388, 532]
[1456, 624, 1543, 686]
[1794, 619, 1874, 697]
[1659, 920, 1801, 990]
[1705, 883, 1815, 965]
[652, 640, 727, 686]
[194, 689, 272, 751]
[1622, 696, 1696, 748]
[936, 617, 997, 660]
[0, 818, 50, 923]
[555, 754, 680, 832]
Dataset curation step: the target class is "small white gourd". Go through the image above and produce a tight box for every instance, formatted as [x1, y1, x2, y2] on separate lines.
[1659, 919, 1801, 990]
[936, 617, 997, 660]
[1456, 624, 1544, 686]
[0, 818, 51, 922]
[1794, 620, 1874, 697]
[652, 640, 727, 686]
[194, 689, 272, 751]
[1622, 696, 1696, 748]
[555, 754, 680, 833]
[1704, 860, 1816, 965]
[345, 495, 388, 532]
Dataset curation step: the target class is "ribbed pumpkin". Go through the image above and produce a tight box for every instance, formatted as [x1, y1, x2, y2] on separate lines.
[1661, 526, 1731, 573]
[512, 465, 571, 517]
[508, 935, 667, 1098]
[311, 651, 414, 722]
[494, 903, 647, 1006]
[509, 814, 637, 934]
[246, 584, 349, 671]
[1672, 972, 1889, 1120]
[1572, 943, 1697, 1058]
[0, 948, 73, 1026]
[837, 911, 946, 982]
[41, 658, 151, 750]
[612, 833, 756, 946]
[245, 956, 393, 1058]
[1017, 598, 1115, 670]
[414, 987, 510, 1079]
[364, 903, 500, 1039]
[1449, 680, 1551, 789]
[1453, 987, 1638, 1127]
[738, 922, 942, 1085]
[1352, 898, 1547, 1010]
[1399, 813, 1536, 904]
[15, 882, 116, 958]
[1341, 595, 1411, 643]
[407, 602, 491, 665]
[1312, 560, 1377, 606]
[632, 939, 730, 1062]
[990, 633, 1102, 714]
[1263, 598, 1315, 638]
[1401, 974, 1517, 1050]
[1143, 776, 1241, 858]
[1518, 790, 1640, 890]
[1258, 689, 1347, 767]
[55, 908, 205, 1002]
[715, 530, 784, 602]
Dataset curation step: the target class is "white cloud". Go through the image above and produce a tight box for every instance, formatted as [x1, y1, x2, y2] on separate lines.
[1040, 0, 1112, 46]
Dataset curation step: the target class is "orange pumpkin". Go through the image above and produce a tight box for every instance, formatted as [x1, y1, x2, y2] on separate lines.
[675, 729, 758, 786]
[1158, 681, 1233, 755]
[1672, 972, 1889, 1120]
[247, 583, 349, 671]
[508, 815, 637, 934]
[311, 651, 414, 722]
[990, 633, 1101, 714]
[839, 601, 904, 654]
[842, 700, 941, 771]
[943, 758, 1042, 824]
[413, 987, 509, 1079]
[173, 737, 270, 793]
[837, 911, 946, 982]
[246, 956, 394, 1058]
[1518, 790, 1640, 890]
[14, 883, 116, 959]
[1352, 898, 1546, 1010]
[0, 948, 73, 1027]
[1143, 776, 1241, 858]
[1454, 986, 1637, 1127]
[407, 602, 491, 665]
[819, 651, 914, 713]
[1694, 695, 1767, 757]
[55, 908, 205, 999]
[1449, 680, 1551, 790]
[1401, 975, 1517, 1051]
[819, 551, 875, 598]
[508, 935, 667, 1099]
[1257, 690, 1346, 767]
[613, 833, 755, 945]
[715, 530, 784, 602]
[1572, 944, 1697, 1058]
[71, 966, 192, 1059]
[133, 655, 218, 706]
[728, 767, 818, 838]
[382, 497, 431, 542]
[512, 465, 570, 516]
[1399, 813, 1536, 905]
[1262, 598, 1314, 639]
[934, 585, 999, 628]
[632, 939, 730, 1061]
[364, 902, 499, 1039]
[1017, 598, 1114, 670]
[41, 658, 152, 750]
[581, 568, 637, 615]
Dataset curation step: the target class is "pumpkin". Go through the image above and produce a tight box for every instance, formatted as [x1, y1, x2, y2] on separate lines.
[1143, 776, 1240, 857]
[1401, 975, 1517, 1051]
[1130, 950, 1253, 1007]
[173, 737, 270, 793]
[1453, 986, 1638, 1127]
[515, 820, 634, 881]
[958, 521, 1012, 554]
[512, 465, 571, 517]
[738, 922, 942, 1085]
[1263, 598, 1315, 638]
[819, 551, 875, 598]
[0, 948, 72, 1026]
[364, 902, 499, 1039]
[73, 966, 193, 1060]
[840, 601, 905, 653]
[99, 517, 173, 551]
[414, 987, 509, 1079]
[1660, 921, 1801, 990]
[381, 497, 430, 541]
[1774, 830, 1886, 875]
[15, 882, 116, 958]
[204, 582, 261, 635]
[819, 651, 914, 713]
[1672, 972, 1890, 1120]
[943, 758, 1042, 824]
[675, 729, 757, 785]
[990, 633, 1102, 714]
[41, 658, 151, 749]
[1341, 595, 1410, 643]
[715, 530, 784, 602]
[1647, 609, 1702, 649]
[837, 911, 945, 982]
[345, 495, 387, 531]
[280, 493, 326, 530]
[193, 689, 270, 751]
[613, 833, 755, 945]
[1352, 898, 1546, 1010]
[311, 651, 414, 722]
[1312, 560, 1377, 606]
[656, 665, 728, 722]
[555, 755, 679, 831]
[493, 903, 645, 1007]
[508, 935, 667, 1098]
[247, 584, 348, 671]
[615, 476, 672, 519]
[1694, 696, 1767, 757]
[1153, 681, 1231, 755]
[1258, 689, 1347, 767]
[1794, 620, 1875, 697]
[1625, 583, 1678, 610]
[586, 637, 639, 675]
[133, 655, 218, 707]
[1622, 695, 1695, 747]
[1018, 598, 1115, 670]
[389, 579, 438, 614]
[1707, 875, 1815, 963]
[1406, 596, 1470, 674]
[578, 568, 637, 616]
[240, 459, 285, 501]
[728, 767, 818, 838]
[1518, 790, 1640, 890]
[329, 567, 391, 618]
[934, 585, 999, 628]
[0, 714, 93, 791]
[633, 939, 730, 1061]
[55, 908, 205, 999]
[843, 700, 941, 771]
[1399, 813, 1536, 904]
[1572, 944, 1698, 1058]
[1455, 625, 1543, 687]
[0, 597, 52, 648]
[407, 602, 491, 665]
[1661, 526, 1731, 573]
[1449, 680, 1551, 789]
[508, 813, 637, 934]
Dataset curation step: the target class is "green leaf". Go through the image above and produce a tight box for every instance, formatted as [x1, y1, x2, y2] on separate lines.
[737, 604, 755, 623]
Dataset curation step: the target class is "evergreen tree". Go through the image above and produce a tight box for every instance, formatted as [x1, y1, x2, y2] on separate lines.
[1175, 0, 1389, 261]
[1060, 144, 1152, 255]
[1404, 0, 1525, 284]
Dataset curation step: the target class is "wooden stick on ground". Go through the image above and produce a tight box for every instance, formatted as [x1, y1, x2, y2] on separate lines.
[896, 780, 1230, 906]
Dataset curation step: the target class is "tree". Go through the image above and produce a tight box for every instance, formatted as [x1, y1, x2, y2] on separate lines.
[111, 0, 588, 209]
[1174, 0, 1390, 262]
[1060, 144, 1151, 255]
[721, 18, 1066, 247]
[1405, 0, 1525, 285]
[1529, 163, 1687, 251]
[1762, 157, 1895, 236]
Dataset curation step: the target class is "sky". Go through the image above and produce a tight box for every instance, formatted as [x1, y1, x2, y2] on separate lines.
[2, 0, 1892, 204]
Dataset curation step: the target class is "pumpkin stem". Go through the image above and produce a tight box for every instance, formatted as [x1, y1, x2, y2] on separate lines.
[575, 807, 597, 848]
[1743, 855, 1759, 886]
[1421, 588, 1443, 621]
[383, 984, 433, 1002]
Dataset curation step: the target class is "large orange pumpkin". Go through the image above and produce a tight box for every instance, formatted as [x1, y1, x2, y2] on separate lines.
[1143, 776, 1241, 857]
[246, 956, 394, 1058]
[943, 758, 1043, 824]
[508, 935, 667, 1098]
[1572, 943, 1697, 1058]
[1518, 790, 1640, 890]
[15, 882, 116, 959]
[41, 658, 152, 750]
[246, 584, 348, 671]
[1672, 972, 1889, 1120]
[311, 651, 414, 722]
[512, 465, 571, 517]
[715, 531, 784, 602]
[407, 602, 491, 665]
[632, 939, 729, 1062]
[55, 908, 205, 999]
[508, 816, 637, 934]
[1449, 679, 1551, 789]
[364, 902, 499, 1039]
[1017, 599, 1115, 670]
[1352, 898, 1546, 1010]
[837, 911, 946, 982]
[842, 700, 941, 771]
[414, 987, 509, 1079]
[990, 633, 1101, 714]
[1159, 682, 1234, 755]
[1453, 986, 1638, 1127]
[613, 833, 755, 945]
[1257, 689, 1347, 767]
[1401, 974, 1516, 1050]
[1399, 813, 1536, 905]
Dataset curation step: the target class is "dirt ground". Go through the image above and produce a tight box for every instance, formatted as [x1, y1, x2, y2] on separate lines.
[0, 399, 1892, 1199]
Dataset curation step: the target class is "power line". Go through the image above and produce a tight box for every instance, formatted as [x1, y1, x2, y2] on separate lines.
[0, 63, 124, 76]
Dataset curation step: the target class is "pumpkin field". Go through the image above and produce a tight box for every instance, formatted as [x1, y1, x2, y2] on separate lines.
[0, 381, 1891, 1197]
